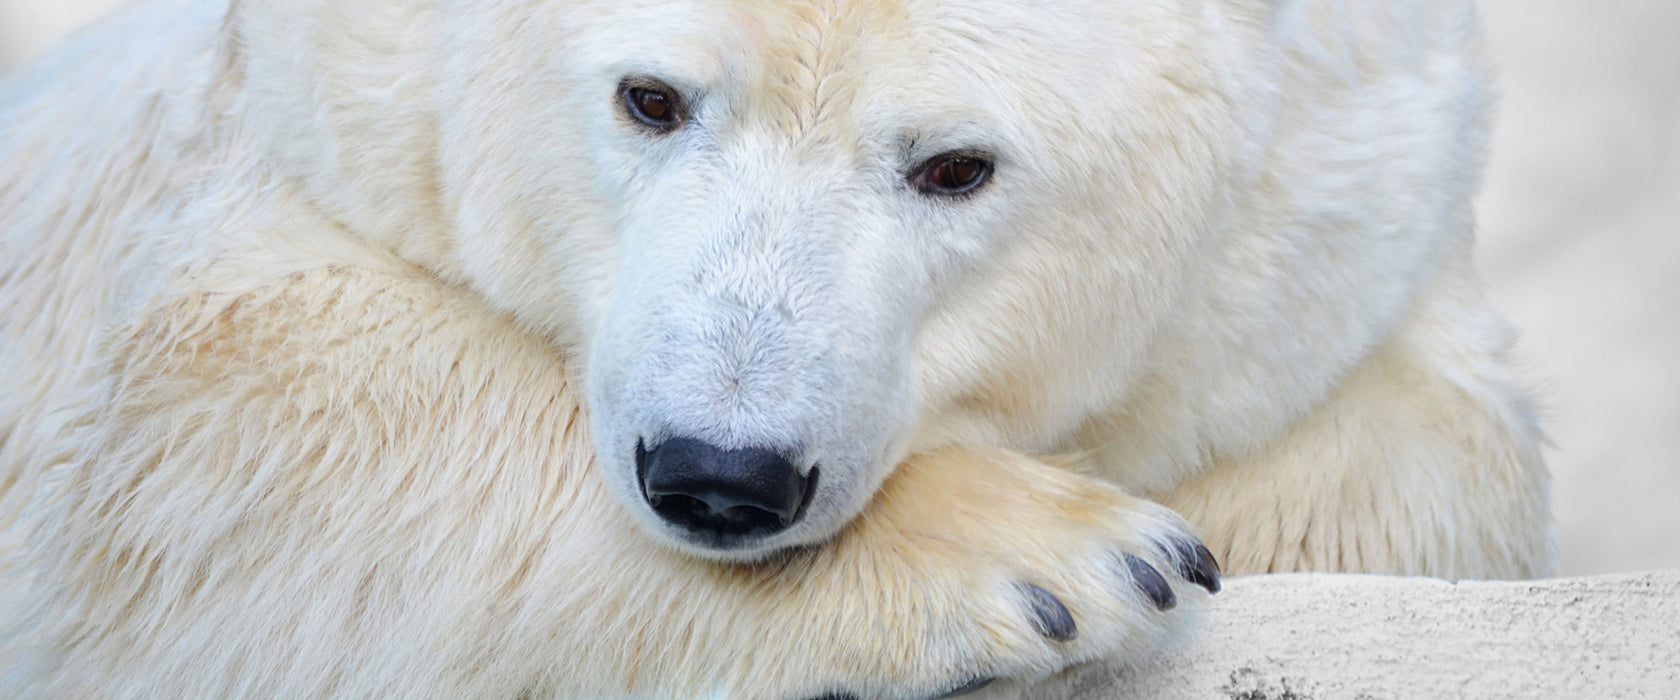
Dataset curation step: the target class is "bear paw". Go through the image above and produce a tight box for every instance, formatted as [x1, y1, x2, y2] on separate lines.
[706, 447, 1221, 700]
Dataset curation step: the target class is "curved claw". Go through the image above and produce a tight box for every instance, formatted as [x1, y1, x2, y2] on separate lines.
[1169, 539, 1222, 594]
[1124, 554, 1177, 611]
[1019, 582, 1078, 642]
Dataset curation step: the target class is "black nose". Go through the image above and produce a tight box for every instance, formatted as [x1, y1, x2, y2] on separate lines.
[636, 438, 814, 539]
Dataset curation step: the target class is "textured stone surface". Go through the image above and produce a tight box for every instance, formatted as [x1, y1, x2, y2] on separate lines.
[979, 572, 1680, 699]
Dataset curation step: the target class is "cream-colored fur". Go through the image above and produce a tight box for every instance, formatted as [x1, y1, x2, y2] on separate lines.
[0, 0, 1551, 697]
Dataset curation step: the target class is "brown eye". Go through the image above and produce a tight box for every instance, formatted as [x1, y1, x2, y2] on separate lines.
[912, 153, 993, 197]
[622, 81, 685, 132]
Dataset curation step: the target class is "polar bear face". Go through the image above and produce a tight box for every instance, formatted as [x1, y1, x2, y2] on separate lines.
[432, 0, 1262, 560]
[241, 0, 1264, 560]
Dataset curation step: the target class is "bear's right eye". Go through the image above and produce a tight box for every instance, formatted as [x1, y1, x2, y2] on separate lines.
[620, 79, 687, 133]
[910, 152, 994, 198]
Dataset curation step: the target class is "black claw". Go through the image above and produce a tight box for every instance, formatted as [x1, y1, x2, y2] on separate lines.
[1020, 582, 1078, 642]
[1126, 554, 1177, 611]
[935, 677, 996, 698]
[1171, 539, 1222, 594]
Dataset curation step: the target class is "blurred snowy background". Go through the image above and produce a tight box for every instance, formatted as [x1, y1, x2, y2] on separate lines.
[4, 0, 1676, 577]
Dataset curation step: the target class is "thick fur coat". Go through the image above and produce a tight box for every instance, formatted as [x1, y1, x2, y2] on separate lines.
[0, 0, 1551, 697]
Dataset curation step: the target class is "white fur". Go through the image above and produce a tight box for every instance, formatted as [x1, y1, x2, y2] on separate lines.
[0, 0, 1552, 697]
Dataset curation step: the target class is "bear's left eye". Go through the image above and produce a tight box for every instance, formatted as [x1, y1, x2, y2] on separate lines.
[620, 79, 687, 133]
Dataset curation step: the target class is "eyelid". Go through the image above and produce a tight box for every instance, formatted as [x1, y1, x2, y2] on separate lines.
[899, 121, 1003, 162]
[619, 75, 671, 92]
[615, 73, 709, 108]
[905, 149, 997, 180]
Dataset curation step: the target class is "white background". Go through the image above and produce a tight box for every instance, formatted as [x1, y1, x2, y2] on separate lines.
[3, 0, 1676, 577]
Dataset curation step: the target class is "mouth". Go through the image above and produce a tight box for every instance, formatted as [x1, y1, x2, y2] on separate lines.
[635, 438, 821, 551]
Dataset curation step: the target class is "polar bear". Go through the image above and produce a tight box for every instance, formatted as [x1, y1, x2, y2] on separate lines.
[0, 0, 1552, 697]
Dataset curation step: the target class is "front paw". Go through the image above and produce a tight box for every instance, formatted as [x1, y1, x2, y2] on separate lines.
[770, 447, 1220, 700]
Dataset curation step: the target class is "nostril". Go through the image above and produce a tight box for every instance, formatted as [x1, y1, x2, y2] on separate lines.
[636, 437, 815, 540]
[653, 494, 782, 532]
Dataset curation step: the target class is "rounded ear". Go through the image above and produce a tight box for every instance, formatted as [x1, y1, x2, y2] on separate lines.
[229, 0, 448, 259]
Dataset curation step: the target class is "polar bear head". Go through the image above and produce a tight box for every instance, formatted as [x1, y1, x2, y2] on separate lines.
[235, 0, 1473, 560]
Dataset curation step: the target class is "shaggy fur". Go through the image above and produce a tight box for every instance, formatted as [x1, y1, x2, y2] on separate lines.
[0, 0, 1551, 697]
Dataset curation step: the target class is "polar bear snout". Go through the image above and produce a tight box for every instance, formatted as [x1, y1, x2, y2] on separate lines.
[636, 437, 815, 543]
